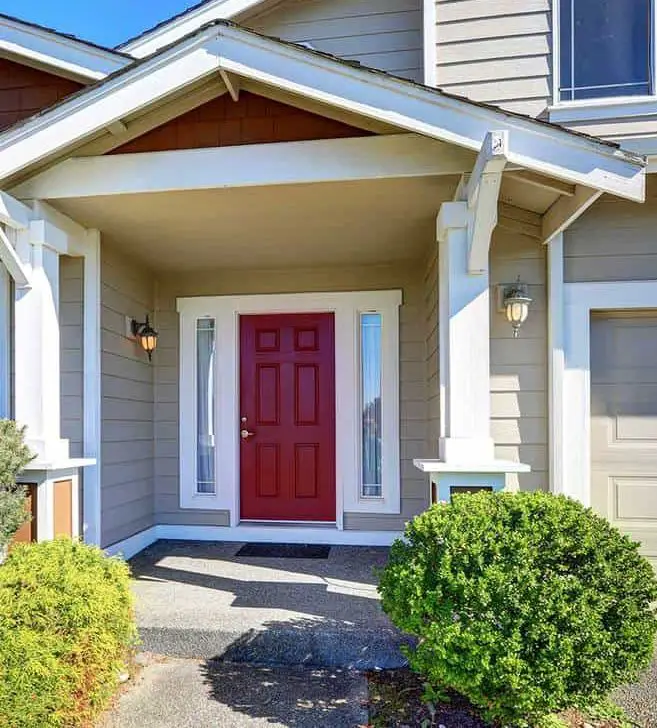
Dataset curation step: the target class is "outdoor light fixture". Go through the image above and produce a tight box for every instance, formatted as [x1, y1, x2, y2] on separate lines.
[502, 278, 532, 338]
[131, 315, 158, 361]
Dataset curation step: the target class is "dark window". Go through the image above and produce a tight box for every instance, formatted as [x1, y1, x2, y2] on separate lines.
[560, 0, 652, 101]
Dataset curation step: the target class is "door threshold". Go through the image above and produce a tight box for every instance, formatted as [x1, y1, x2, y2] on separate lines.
[239, 520, 337, 529]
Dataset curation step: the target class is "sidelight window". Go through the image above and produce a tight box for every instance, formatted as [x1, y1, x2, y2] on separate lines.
[361, 312, 383, 498]
[196, 318, 216, 494]
[559, 0, 652, 101]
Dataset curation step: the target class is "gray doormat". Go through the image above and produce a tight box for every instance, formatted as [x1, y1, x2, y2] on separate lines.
[236, 543, 331, 559]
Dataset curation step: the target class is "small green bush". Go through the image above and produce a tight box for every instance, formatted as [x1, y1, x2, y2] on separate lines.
[0, 419, 34, 549]
[0, 538, 137, 728]
[379, 491, 657, 725]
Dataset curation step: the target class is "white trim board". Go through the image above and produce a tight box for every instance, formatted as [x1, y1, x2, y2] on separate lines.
[12, 134, 475, 200]
[0, 15, 129, 81]
[177, 290, 402, 526]
[560, 279, 657, 505]
[105, 524, 402, 560]
[0, 23, 644, 202]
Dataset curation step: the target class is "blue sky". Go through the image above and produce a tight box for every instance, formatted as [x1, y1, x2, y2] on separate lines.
[1, 1, 203, 48]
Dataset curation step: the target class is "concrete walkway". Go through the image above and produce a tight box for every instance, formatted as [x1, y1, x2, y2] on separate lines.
[129, 540, 409, 669]
[100, 656, 368, 728]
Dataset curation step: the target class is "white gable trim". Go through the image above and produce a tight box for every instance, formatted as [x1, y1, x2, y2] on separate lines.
[0, 24, 645, 202]
[0, 15, 129, 81]
[118, 0, 268, 58]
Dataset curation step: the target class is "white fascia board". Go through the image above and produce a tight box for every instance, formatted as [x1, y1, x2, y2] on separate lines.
[11, 134, 473, 199]
[0, 32, 221, 182]
[118, 0, 265, 58]
[0, 24, 645, 202]
[0, 16, 129, 81]
[211, 28, 645, 202]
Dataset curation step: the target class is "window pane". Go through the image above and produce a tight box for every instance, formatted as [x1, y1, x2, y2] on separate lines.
[196, 318, 216, 494]
[361, 313, 382, 498]
[560, 0, 651, 100]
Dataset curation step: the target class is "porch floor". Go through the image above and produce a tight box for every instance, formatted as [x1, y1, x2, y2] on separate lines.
[129, 540, 410, 669]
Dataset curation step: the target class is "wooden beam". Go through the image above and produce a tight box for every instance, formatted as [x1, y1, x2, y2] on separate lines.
[507, 170, 576, 197]
[11, 134, 476, 200]
[457, 130, 508, 273]
[541, 185, 602, 244]
[219, 69, 240, 102]
[0, 226, 29, 288]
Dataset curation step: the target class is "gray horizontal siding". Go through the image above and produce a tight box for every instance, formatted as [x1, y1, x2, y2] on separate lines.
[490, 225, 548, 493]
[100, 243, 155, 548]
[565, 186, 657, 283]
[250, 0, 423, 82]
[60, 256, 83, 459]
[435, 0, 552, 117]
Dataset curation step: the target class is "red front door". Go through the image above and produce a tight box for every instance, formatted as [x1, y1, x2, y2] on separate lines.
[239, 313, 336, 522]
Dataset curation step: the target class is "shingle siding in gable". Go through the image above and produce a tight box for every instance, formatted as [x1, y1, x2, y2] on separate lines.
[109, 91, 371, 155]
[435, 0, 553, 117]
[0, 58, 82, 131]
[248, 0, 424, 83]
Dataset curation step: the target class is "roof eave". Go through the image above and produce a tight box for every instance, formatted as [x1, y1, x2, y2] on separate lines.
[0, 21, 644, 203]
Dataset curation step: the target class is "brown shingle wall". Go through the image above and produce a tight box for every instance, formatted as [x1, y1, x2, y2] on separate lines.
[0, 57, 82, 131]
[110, 91, 371, 154]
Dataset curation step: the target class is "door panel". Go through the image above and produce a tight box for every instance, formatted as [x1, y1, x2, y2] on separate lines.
[591, 314, 657, 564]
[240, 313, 335, 521]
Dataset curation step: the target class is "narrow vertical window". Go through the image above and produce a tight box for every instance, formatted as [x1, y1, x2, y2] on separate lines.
[559, 0, 652, 101]
[196, 318, 216, 494]
[361, 313, 382, 497]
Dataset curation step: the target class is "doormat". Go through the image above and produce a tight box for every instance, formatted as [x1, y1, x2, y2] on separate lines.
[236, 543, 331, 559]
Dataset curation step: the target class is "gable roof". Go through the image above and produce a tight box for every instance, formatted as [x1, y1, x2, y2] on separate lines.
[117, 0, 275, 57]
[0, 12, 130, 81]
[0, 20, 644, 201]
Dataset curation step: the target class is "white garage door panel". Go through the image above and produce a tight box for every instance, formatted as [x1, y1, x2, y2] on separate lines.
[591, 314, 657, 563]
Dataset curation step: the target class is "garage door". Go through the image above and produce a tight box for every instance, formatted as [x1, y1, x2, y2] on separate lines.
[591, 313, 657, 564]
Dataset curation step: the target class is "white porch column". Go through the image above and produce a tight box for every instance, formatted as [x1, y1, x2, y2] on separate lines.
[437, 201, 495, 464]
[13, 221, 69, 462]
[414, 199, 529, 500]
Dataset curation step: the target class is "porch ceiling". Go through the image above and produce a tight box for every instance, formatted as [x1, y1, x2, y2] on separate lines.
[50, 176, 459, 271]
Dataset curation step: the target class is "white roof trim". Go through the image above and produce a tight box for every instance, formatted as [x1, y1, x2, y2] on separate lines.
[0, 15, 129, 81]
[118, 0, 265, 58]
[0, 23, 645, 202]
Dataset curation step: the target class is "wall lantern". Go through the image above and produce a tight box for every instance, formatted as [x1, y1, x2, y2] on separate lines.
[131, 315, 158, 361]
[502, 278, 532, 338]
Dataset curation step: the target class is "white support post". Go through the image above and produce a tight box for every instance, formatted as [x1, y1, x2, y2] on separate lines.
[82, 229, 102, 545]
[13, 222, 69, 463]
[414, 200, 530, 497]
[548, 233, 565, 494]
[437, 201, 496, 464]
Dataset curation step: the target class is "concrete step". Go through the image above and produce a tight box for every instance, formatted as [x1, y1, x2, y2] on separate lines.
[138, 625, 412, 669]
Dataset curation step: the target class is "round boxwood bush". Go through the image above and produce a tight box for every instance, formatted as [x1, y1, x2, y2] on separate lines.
[0, 538, 137, 728]
[379, 491, 657, 725]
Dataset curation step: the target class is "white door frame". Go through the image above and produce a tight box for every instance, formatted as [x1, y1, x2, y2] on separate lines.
[177, 290, 402, 528]
[559, 278, 657, 505]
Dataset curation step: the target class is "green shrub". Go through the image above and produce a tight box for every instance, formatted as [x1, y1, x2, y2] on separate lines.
[0, 420, 34, 549]
[0, 538, 137, 728]
[379, 491, 657, 725]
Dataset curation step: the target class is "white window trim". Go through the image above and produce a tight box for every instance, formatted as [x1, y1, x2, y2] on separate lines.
[177, 290, 402, 526]
[557, 278, 657, 506]
[551, 0, 657, 110]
